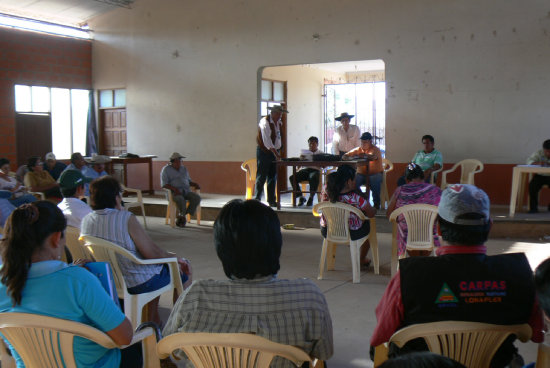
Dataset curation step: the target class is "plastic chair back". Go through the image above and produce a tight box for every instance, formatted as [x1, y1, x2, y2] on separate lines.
[121, 184, 147, 228]
[241, 158, 257, 200]
[313, 202, 379, 282]
[388, 321, 531, 368]
[157, 332, 312, 368]
[80, 235, 183, 328]
[441, 159, 484, 188]
[65, 226, 91, 261]
[0, 312, 159, 368]
[388, 204, 439, 276]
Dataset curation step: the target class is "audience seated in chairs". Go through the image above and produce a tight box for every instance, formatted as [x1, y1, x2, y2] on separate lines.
[85, 154, 111, 180]
[23, 156, 62, 199]
[0, 192, 15, 227]
[0, 158, 37, 206]
[163, 199, 333, 368]
[57, 169, 92, 228]
[0, 201, 135, 367]
[320, 164, 377, 269]
[370, 184, 544, 367]
[80, 176, 192, 325]
[43, 152, 67, 180]
[386, 163, 442, 257]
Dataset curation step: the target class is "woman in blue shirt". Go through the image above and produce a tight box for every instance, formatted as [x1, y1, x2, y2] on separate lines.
[0, 201, 133, 368]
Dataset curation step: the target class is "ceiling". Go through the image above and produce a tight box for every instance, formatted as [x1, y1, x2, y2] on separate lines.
[0, 0, 133, 27]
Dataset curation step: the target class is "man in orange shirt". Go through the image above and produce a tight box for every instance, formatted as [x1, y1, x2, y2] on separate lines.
[343, 132, 383, 208]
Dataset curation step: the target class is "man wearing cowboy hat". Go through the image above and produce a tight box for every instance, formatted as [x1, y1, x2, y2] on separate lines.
[332, 112, 361, 156]
[255, 104, 288, 207]
[161, 152, 201, 227]
[85, 154, 112, 180]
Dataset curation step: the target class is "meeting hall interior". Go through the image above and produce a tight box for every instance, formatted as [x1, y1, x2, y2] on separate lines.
[1, 0, 550, 367]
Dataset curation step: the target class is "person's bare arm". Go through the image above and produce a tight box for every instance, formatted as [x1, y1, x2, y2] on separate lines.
[105, 317, 133, 346]
[128, 215, 172, 259]
[189, 181, 200, 190]
[363, 202, 377, 218]
[128, 215, 191, 275]
[386, 191, 398, 219]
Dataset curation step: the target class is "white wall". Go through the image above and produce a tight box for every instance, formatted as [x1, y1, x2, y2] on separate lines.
[89, 0, 550, 164]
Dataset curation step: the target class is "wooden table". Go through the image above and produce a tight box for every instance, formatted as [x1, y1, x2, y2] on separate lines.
[508, 165, 550, 217]
[275, 160, 369, 210]
[107, 155, 157, 194]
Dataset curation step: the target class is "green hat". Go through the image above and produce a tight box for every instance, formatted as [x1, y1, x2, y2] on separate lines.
[58, 169, 92, 190]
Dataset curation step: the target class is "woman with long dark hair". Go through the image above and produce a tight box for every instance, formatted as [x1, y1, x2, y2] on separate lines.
[320, 164, 377, 268]
[0, 201, 133, 367]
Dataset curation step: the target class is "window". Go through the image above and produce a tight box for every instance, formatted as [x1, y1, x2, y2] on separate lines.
[99, 89, 126, 108]
[14, 84, 91, 159]
[260, 79, 286, 116]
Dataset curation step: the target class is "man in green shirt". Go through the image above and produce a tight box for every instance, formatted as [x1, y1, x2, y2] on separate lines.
[398, 135, 443, 186]
[527, 139, 550, 213]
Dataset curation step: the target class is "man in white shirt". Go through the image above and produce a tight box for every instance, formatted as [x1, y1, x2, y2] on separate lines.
[57, 169, 92, 228]
[332, 112, 361, 156]
[255, 105, 288, 207]
[289, 136, 323, 207]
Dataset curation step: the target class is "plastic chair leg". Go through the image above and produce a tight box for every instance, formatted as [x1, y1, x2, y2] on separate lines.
[326, 242, 337, 271]
[318, 239, 328, 280]
[350, 240, 361, 283]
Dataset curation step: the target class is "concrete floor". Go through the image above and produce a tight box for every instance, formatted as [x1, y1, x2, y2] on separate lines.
[142, 215, 550, 367]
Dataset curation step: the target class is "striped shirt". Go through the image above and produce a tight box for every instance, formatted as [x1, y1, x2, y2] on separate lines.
[80, 208, 162, 288]
[163, 276, 334, 368]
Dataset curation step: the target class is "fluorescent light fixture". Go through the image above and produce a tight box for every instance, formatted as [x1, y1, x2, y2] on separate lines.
[0, 13, 90, 39]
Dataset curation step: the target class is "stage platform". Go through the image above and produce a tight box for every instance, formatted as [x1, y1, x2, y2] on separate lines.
[128, 192, 550, 239]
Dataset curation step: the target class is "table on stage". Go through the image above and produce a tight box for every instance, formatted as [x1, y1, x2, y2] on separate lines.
[508, 165, 550, 217]
[275, 159, 369, 210]
[107, 155, 157, 195]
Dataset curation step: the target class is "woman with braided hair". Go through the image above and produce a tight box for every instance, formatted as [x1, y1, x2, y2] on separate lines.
[320, 164, 377, 268]
[386, 163, 442, 256]
[0, 201, 133, 368]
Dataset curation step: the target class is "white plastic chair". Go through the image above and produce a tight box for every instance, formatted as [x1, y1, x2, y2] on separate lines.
[312, 202, 379, 283]
[121, 184, 147, 229]
[429, 166, 443, 185]
[0, 312, 160, 368]
[380, 158, 394, 209]
[440, 159, 484, 189]
[157, 332, 314, 368]
[388, 204, 439, 276]
[163, 187, 201, 228]
[79, 235, 184, 328]
[537, 341, 550, 368]
[64, 226, 92, 261]
[384, 321, 531, 368]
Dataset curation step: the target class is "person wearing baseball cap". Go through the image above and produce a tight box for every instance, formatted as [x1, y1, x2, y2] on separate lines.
[343, 132, 384, 209]
[332, 112, 361, 157]
[255, 104, 288, 207]
[160, 152, 201, 227]
[370, 184, 544, 366]
[43, 152, 67, 180]
[57, 169, 92, 228]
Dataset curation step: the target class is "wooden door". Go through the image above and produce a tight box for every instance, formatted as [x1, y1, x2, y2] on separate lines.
[15, 113, 52, 167]
[100, 108, 127, 156]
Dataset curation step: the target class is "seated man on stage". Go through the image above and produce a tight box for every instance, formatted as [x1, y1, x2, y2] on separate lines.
[397, 135, 443, 186]
[163, 199, 333, 367]
[370, 184, 544, 367]
[289, 136, 323, 207]
[343, 132, 383, 209]
[526, 139, 550, 213]
[161, 152, 201, 228]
